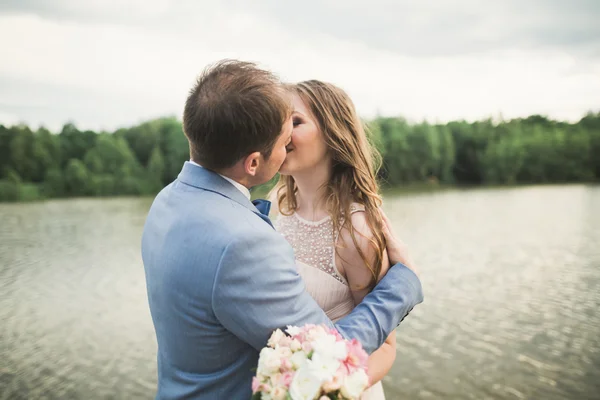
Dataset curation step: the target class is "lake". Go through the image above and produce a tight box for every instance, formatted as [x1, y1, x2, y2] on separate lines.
[1, 185, 599, 399]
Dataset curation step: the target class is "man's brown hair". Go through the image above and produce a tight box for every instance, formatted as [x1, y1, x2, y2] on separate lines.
[183, 60, 291, 170]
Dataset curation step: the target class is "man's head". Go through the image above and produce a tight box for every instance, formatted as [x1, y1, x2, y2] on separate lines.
[183, 60, 293, 187]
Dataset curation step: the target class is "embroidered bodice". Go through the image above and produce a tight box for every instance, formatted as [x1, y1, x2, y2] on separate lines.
[275, 212, 347, 284]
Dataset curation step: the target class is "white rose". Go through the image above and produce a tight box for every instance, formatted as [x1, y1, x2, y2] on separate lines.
[290, 351, 308, 369]
[286, 325, 301, 337]
[258, 348, 282, 375]
[289, 367, 322, 400]
[270, 386, 287, 400]
[290, 339, 302, 352]
[302, 341, 313, 354]
[311, 334, 347, 361]
[307, 353, 340, 382]
[268, 329, 286, 348]
[306, 326, 327, 341]
[270, 373, 282, 385]
[340, 369, 369, 399]
[265, 356, 282, 372]
[322, 370, 343, 393]
[257, 348, 273, 375]
[275, 346, 293, 360]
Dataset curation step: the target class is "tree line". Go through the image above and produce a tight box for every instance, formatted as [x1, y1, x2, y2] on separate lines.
[0, 112, 598, 202]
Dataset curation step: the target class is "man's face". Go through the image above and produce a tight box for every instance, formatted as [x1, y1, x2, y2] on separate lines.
[253, 116, 293, 186]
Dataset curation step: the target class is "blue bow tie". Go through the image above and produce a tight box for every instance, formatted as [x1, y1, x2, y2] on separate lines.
[252, 199, 271, 216]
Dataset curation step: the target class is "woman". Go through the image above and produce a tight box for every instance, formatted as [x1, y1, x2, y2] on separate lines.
[271, 80, 395, 399]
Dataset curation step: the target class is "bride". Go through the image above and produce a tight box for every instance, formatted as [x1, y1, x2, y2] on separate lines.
[271, 80, 396, 399]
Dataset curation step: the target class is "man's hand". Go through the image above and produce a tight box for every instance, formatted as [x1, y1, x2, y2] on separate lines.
[380, 209, 420, 278]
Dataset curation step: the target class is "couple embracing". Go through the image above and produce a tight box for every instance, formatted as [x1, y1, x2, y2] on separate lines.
[142, 60, 423, 399]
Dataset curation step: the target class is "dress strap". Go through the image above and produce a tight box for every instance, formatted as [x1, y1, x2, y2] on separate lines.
[349, 203, 365, 214]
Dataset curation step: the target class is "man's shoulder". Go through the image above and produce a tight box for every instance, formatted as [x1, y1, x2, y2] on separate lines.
[154, 180, 277, 238]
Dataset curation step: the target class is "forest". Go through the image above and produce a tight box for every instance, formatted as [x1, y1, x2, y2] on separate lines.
[1, 112, 598, 202]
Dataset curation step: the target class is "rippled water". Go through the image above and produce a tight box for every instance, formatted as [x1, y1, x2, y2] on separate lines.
[1, 185, 599, 399]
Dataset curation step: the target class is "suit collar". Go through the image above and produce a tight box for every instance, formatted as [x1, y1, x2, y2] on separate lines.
[177, 161, 265, 220]
[188, 160, 251, 200]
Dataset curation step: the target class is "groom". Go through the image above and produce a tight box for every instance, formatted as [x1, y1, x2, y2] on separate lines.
[142, 60, 423, 399]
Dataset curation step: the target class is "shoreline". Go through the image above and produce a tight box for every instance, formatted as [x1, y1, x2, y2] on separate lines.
[1, 182, 597, 205]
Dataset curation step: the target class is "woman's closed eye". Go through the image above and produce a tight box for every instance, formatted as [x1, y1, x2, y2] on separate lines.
[292, 117, 302, 127]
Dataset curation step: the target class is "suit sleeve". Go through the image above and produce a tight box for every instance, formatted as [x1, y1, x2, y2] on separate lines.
[212, 230, 423, 354]
[335, 264, 423, 353]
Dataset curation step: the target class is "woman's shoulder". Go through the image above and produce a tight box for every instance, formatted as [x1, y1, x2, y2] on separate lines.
[336, 203, 390, 289]
[346, 203, 368, 232]
[339, 202, 387, 257]
[341, 204, 372, 245]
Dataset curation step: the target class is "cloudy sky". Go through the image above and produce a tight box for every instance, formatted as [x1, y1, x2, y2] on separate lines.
[0, 0, 599, 132]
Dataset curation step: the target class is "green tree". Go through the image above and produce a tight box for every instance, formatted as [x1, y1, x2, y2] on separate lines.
[59, 123, 97, 167]
[147, 145, 166, 191]
[119, 121, 160, 167]
[0, 180, 20, 201]
[84, 134, 139, 175]
[579, 112, 600, 180]
[435, 125, 456, 183]
[448, 121, 489, 184]
[44, 168, 66, 197]
[64, 159, 90, 196]
[373, 117, 412, 184]
[157, 117, 189, 183]
[0, 125, 15, 179]
[482, 134, 525, 184]
[9, 125, 37, 182]
[31, 127, 60, 182]
[89, 174, 117, 196]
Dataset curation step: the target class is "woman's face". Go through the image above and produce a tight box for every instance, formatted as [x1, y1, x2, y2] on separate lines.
[279, 93, 330, 176]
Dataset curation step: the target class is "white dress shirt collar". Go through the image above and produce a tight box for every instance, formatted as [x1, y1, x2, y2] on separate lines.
[188, 160, 251, 200]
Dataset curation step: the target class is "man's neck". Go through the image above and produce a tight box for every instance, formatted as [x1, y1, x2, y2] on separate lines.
[188, 160, 251, 200]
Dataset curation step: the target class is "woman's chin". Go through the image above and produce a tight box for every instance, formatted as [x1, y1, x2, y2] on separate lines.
[278, 163, 292, 175]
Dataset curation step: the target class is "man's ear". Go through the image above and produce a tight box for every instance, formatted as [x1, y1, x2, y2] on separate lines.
[243, 151, 262, 176]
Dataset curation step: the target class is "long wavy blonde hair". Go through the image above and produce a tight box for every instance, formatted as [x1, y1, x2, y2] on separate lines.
[275, 80, 386, 289]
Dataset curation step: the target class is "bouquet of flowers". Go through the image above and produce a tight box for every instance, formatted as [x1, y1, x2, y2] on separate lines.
[252, 324, 370, 400]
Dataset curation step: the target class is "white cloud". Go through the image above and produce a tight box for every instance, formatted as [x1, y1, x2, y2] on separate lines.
[0, 3, 598, 131]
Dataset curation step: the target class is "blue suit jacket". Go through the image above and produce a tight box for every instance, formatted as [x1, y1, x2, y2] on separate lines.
[142, 162, 423, 399]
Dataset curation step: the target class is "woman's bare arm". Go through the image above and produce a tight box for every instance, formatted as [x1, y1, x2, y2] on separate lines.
[336, 211, 395, 386]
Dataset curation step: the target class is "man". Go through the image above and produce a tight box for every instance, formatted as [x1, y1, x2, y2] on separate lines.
[142, 60, 423, 399]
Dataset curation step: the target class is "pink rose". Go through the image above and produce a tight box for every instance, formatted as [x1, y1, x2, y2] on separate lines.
[280, 358, 292, 371]
[301, 341, 313, 354]
[251, 377, 260, 393]
[341, 339, 369, 373]
[281, 372, 294, 387]
[328, 328, 344, 341]
[278, 336, 292, 348]
[260, 383, 272, 393]
[271, 386, 287, 400]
